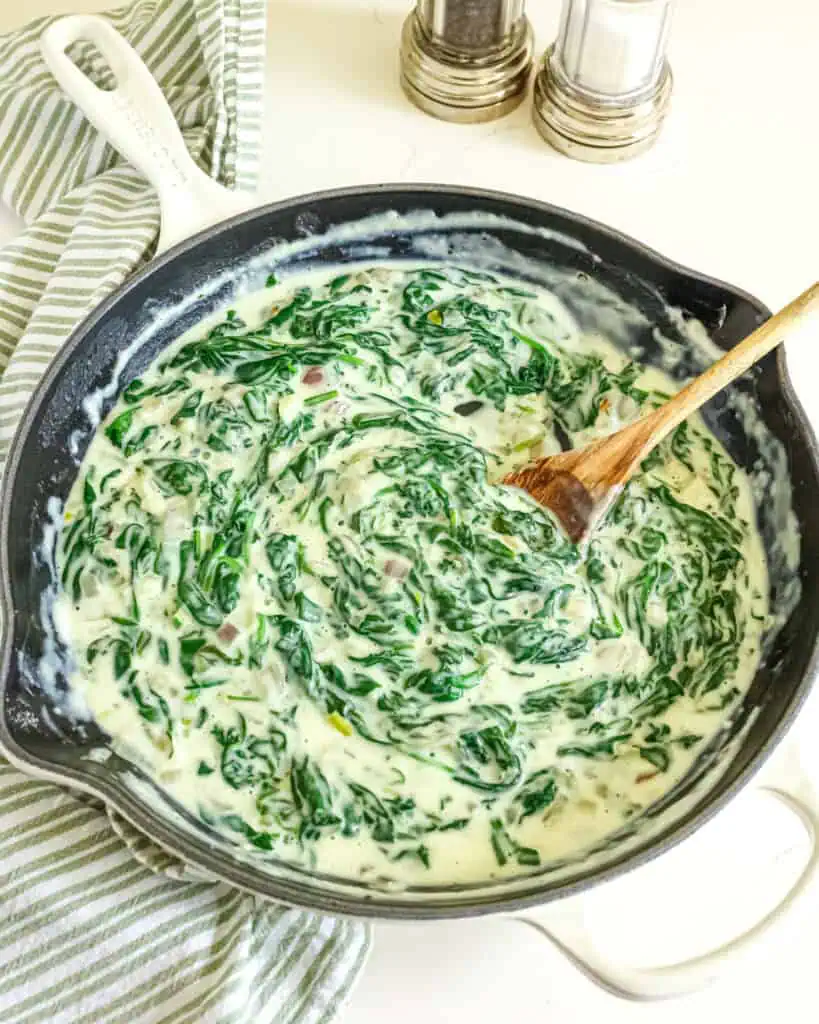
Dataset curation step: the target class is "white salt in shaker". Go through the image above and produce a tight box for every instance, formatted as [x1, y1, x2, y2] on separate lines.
[533, 0, 674, 162]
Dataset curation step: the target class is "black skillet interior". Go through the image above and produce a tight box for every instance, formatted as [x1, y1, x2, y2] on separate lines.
[2, 185, 818, 917]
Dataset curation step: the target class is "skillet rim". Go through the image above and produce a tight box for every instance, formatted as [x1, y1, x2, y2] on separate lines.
[1, 182, 817, 919]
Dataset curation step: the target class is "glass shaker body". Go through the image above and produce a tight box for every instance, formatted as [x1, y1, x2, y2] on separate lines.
[417, 0, 526, 54]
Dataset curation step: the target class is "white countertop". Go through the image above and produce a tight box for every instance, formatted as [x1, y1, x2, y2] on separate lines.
[2, 0, 819, 1020]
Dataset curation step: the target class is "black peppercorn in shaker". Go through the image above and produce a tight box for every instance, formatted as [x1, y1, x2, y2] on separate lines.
[400, 0, 533, 123]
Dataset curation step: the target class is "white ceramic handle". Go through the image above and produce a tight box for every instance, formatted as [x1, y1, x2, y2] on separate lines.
[40, 14, 253, 253]
[509, 743, 819, 999]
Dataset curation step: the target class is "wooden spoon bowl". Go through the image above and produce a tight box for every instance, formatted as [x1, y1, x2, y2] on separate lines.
[504, 281, 819, 542]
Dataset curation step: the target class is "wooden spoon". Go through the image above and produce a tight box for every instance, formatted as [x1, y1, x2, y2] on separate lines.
[503, 281, 819, 544]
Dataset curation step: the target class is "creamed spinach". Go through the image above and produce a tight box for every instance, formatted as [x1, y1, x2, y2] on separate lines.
[56, 265, 769, 885]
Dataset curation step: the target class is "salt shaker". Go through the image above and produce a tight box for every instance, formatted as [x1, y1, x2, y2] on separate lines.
[533, 0, 674, 162]
[400, 0, 534, 123]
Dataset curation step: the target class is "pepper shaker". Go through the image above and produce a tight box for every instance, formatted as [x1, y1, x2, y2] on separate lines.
[533, 0, 674, 162]
[400, 0, 534, 123]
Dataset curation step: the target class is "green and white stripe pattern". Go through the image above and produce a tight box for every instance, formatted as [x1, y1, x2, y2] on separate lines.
[0, 2, 371, 1020]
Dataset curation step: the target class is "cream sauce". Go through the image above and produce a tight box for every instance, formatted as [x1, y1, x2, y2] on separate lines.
[56, 265, 770, 886]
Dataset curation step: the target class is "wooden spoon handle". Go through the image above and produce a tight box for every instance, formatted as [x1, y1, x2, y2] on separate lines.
[644, 280, 819, 446]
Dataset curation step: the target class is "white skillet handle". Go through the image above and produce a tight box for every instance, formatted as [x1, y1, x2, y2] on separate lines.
[507, 744, 819, 999]
[40, 14, 253, 254]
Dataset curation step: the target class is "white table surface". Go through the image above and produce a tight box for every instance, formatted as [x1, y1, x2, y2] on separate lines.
[2, 0, 819, 1020]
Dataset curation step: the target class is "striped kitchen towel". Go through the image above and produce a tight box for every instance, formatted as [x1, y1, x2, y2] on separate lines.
[0, 2, 371, 1022]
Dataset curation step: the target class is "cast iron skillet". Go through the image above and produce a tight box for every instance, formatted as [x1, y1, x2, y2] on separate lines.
[2, 26, 819, 998]
[2, 181, 819, 927]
